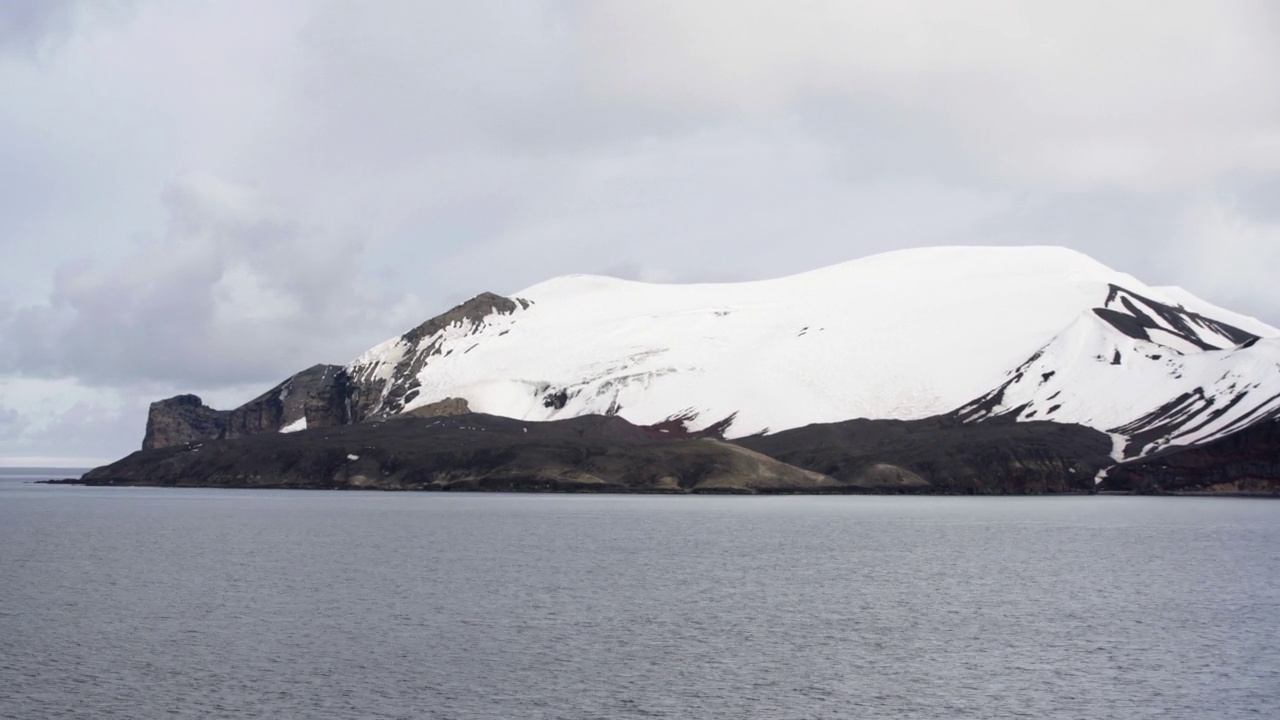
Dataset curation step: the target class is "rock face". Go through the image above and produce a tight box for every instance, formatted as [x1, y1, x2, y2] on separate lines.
[142, 395, 228, 450]
[737, 416, 1113, 494]
[225, 364, 352, 438]
[400, 397, 471, 418]
[141, 364, 351, 450]
[1104, 419, 1280, 495]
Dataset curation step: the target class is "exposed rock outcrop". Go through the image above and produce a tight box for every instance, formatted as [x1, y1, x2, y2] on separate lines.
[142, 364, 352, 450]
[1103, 419, 1280, 495]
[400, 397, 471, 418]
[142, 395, 228, 450]
[224, 364, 351, 439]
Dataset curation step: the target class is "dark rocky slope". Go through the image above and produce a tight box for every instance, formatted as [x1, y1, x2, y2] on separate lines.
[83, 412, 1117, 495]
[87, 414, 835, 494]
[736, 416, 1113, 494]
[1104, 419, 1280, 495]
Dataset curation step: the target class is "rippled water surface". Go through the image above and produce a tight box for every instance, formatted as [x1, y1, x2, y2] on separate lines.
[2, 472, 1278, 719]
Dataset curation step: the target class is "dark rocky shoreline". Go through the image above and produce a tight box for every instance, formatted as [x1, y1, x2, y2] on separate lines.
[53, 409, 1280, 496]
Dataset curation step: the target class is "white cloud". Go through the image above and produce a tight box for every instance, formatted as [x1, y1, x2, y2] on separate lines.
[579, 0, 1280, 188]
[1167, 198, 1280, 326]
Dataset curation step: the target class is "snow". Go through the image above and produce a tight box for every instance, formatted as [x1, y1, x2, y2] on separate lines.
[346, 246, 1276, 440]
[960, 311, 1280, 458]
[280, 417, 307, 433]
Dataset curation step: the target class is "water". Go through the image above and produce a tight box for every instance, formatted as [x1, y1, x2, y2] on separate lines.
[2, 476, 1278, 719]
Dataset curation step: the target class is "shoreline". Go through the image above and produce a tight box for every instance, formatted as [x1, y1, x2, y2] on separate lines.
[34, 478, 1280, 498]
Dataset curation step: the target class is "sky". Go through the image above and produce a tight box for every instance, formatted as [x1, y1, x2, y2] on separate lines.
[1, 0, 1278, 466]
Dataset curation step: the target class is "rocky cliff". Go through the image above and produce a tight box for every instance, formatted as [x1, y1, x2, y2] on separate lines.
[142, 364, 351, 450]
[142, 394, 229, 450]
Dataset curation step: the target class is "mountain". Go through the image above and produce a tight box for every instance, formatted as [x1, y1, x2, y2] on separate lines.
[342, 246, 1274, 437]
[124, 246, 1279, 494]
[957, 285, 1280, 459]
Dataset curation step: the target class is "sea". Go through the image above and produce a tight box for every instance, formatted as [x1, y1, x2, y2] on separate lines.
[2, 468, 1278, 719]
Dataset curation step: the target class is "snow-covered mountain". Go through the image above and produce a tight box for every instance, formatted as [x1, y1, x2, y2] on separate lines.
[957, 286, 1280, 459]
[343, 246, 1279, 455]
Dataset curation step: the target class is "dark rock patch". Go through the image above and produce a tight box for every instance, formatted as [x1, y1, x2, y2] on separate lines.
[1104, 419, 1280, 495]
[735, 415, 1112, 494]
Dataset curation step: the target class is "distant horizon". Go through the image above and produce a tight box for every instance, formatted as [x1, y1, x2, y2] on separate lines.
[0, 462, 101, 472]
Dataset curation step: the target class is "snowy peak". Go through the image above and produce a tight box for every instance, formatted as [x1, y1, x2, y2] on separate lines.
[346, 292, 530, 420]
[958, 286, 1280, 459]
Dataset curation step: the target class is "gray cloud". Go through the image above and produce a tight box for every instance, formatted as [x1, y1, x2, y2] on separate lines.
[0, 404, 25, 435]
[1, 174, 427, 387]
[0, 0, 79, 56]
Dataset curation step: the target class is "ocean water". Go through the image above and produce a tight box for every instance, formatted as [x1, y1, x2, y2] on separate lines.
[2, 474, 1277, 719]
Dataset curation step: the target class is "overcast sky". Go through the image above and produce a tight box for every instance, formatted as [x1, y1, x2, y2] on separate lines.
[1, 0, 1278, 465]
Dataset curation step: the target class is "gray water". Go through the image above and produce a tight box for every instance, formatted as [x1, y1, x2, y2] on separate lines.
[2, 474, 1278, 719]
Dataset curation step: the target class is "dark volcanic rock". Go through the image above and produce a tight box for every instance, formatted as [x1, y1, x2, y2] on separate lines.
[84, 414, 834, 494]
[143, 365, 352, 450]
[736, 416, 1113, 494]
[120, 410, 1115, 495]
[225, 364, 351, 439]
[1104, 419, 1280, 495]
[400, 397, 471, 418]
[142, 395, 229, 450]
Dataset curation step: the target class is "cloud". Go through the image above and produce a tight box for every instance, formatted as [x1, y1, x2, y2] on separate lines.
[0, 403, 26, 436]
[0, 0, 134, 60]
[578, 0, 1280, 188]
[0, 0, 81, 57]
[1165, 198, 1280, 326]
[0, 173, 428, 387]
